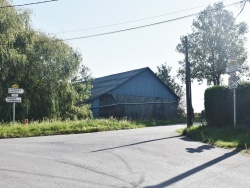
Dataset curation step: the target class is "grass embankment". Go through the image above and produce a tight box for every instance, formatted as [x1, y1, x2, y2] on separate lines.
[0, 118, 186, 139]
[178, 125, 250, 153]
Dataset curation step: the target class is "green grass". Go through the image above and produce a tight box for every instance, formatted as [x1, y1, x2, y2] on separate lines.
[0, 118, 186, 139]
[178, 125, 250, 153]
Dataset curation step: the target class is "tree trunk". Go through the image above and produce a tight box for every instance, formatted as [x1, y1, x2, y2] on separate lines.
[216, 75, 220, 85]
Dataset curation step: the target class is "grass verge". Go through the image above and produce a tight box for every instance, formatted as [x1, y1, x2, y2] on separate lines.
[0, 118, 186, 139]
[178, 125, 250, 154]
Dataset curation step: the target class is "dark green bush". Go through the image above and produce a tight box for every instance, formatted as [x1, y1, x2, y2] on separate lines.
[236, 83, 250, 126]
[205, 85, 233, 127]
[205, 83, 250, 127]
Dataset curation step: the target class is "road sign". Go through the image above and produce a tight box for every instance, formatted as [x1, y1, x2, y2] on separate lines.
[11, 84, 19, 89]
[5, 97, 22, 103]
[228, 76, 239, 83]
[226, 63, 241, 73]
[229, 72, 236, 77]
[8, 88, 25, 94]
[11, 94, 18, 97]
[228, 80, 238, 89]
[226, 60, 240, 128]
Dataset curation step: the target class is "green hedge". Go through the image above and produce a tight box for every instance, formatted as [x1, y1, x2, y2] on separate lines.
[236, 83, 250, 125]
[205, 83, 250, 127]
[205, 86, 233, 127]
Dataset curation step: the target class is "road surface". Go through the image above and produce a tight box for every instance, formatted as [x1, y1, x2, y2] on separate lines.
[0, 124, 249, 187]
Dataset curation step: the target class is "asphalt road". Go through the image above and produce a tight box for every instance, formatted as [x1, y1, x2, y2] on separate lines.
[0, 124, 249, 188]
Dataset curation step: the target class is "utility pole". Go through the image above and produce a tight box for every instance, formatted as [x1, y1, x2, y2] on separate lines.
[185, 36, 193, 127]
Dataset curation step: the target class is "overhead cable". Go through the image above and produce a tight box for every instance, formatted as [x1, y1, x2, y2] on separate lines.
[0, 0, 59, 8]
[62, 13, 197, 41]
[56, 0, 230, 34]
[59, 1, 241, 41]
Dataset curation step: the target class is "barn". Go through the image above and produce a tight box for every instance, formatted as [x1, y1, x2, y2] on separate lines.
[86, 67, 180, 119]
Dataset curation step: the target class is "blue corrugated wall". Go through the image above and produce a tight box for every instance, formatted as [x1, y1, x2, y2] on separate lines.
[109, 70, 177, 101]
[91, 69, 178, 118]
[91, 98, 99, 118]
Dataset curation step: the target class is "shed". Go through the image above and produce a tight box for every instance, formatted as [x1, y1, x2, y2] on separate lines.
[86, 67, 180, 119]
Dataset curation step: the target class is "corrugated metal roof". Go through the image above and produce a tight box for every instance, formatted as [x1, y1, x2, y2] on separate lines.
[86, 67, 179, 102]
[87, 67, 147, 102]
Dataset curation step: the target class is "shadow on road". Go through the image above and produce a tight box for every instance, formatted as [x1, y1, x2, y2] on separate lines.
[186, 145, 215, 153]
[180, 136, 215, 153]
[91, 135, 182, 153]
[144, 149, 240, 188]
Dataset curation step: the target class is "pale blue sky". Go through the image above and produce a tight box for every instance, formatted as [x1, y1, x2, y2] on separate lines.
[12, 0, 250, 112]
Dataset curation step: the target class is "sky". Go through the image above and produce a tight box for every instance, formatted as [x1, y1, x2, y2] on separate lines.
[12, 0, 250, 112]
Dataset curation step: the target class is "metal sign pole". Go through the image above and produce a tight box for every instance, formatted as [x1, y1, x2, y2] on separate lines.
[226, 60, 240, 128]
[13, 103, 15, 124]
[234, 89, 236, 128]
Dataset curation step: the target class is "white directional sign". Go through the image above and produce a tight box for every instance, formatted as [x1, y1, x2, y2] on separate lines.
[228, 80, 238, 90]
[8, 88, 25, 94]
[226, 60, 241, 127]
[5, 97, 22, 103]
[228, 76, 238, 89]
[229, 76, 239, 83]
[226, 64, 241, 73]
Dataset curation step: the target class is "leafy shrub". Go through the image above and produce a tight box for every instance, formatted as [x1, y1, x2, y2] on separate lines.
[205, 83, 250, 127]
[205, 85, 233, 127]
[236, 83, 250, 127]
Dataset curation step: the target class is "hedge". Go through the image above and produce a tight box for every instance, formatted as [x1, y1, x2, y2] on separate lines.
[204, 83, 250, 127]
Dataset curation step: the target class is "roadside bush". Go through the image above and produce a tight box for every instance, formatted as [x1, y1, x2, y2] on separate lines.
[236, 83, 250, 127]
[204, 83, 250, 127]
[205, 85, 233, 127]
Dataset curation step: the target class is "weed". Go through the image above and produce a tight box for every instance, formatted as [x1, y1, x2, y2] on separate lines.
[0, 118, 184, 139]
[180, 125, 250, 150]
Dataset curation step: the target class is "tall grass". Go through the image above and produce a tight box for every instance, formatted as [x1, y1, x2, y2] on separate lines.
[179, 125, 250, 152]
[0, 118, 185, 139]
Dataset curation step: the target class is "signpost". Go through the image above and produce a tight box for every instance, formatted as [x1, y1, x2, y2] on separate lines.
[8, 88, 25, 94]
[11, 94, 19, 97]
[5, 97, 22, 103]
[5, 84, 25, 123]
[228, 77, 238, 89]
[226, 60, 241, 128]
[11, 84, 19, 89]
[226, 64, 241, 73]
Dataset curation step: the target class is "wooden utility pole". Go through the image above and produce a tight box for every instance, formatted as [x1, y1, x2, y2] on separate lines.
[185, 36, 193, 127]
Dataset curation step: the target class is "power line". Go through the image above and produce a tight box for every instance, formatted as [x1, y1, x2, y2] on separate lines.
[0, 0, 59, 8]
[62, 13, 197, 41]
[0, 0, 243, 45]
[0, 13, 195, 46]
[236, 0, 248, 17]
[61, 1, 241, 41]
[56, 0, 230, 34]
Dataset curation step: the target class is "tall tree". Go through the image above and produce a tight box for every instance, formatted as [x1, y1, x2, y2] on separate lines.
[156, 63, 183, 98]
[22, 33, 90, 120]
[176, 3, 248, 85]
[0, 0, 32, 120]
[156, 63, 185, 116]
[0, 0, 92, 121]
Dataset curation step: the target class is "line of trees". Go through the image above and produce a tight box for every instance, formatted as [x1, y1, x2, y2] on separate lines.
[1, 1, 248, 122]
[156, 2, 248, 116]
[0, 0, 92, 121]
[176, 2, 248, 85]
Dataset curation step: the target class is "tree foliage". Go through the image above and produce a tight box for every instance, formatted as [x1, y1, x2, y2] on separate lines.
[205, 83, 250, 127]
[176, 3, 248, 85]
[0, 0, 92, 121]
[156, 63, 185, 117]
[156, 63, 183, 98]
